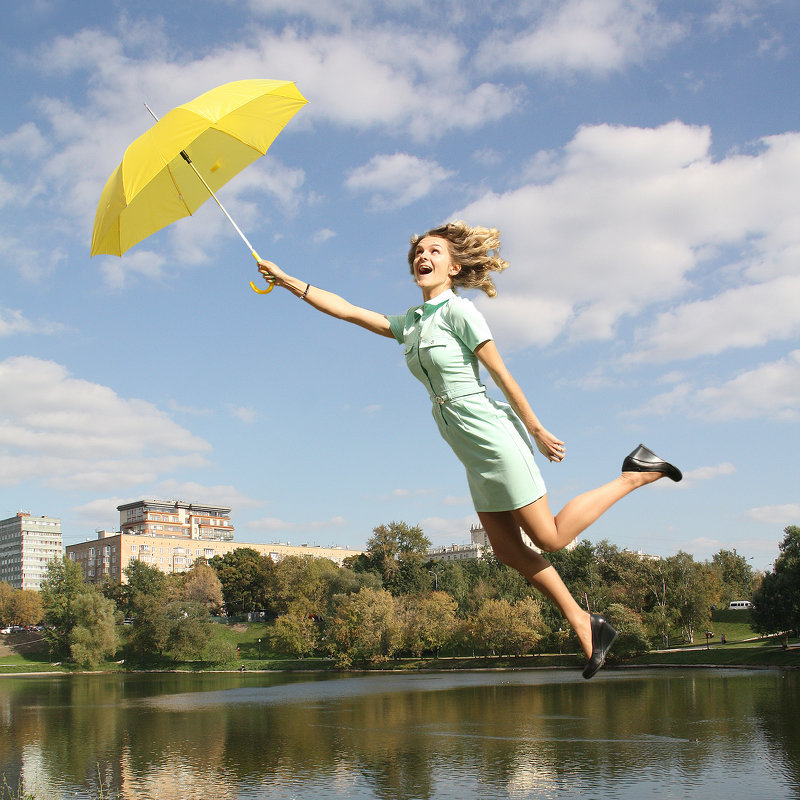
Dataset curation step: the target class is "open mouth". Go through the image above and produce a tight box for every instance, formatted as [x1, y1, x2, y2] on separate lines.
[417, 264, 433, 276]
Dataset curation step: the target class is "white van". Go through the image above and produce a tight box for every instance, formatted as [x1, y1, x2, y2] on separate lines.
[729, 600, 753, 610]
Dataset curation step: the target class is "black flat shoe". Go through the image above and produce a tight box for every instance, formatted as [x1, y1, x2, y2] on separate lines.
[582, 614, 618, 680]
[622, 444, 682, 482]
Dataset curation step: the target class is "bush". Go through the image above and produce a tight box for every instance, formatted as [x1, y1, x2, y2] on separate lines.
[203, 634, 238, 665]
[605, 603, 651, 659]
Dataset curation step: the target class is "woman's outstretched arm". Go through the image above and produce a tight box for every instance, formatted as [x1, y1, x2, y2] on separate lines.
[475, 340, 566, 463]
[258, 260, 393, 338]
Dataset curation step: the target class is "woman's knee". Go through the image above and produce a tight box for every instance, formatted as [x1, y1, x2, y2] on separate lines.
[534, 535, 561, 554]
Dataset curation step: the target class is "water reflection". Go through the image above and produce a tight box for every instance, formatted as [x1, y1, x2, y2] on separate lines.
[0, 669, 797, 799]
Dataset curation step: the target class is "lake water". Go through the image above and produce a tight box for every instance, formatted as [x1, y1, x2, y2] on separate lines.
[0, 668, 797, 799]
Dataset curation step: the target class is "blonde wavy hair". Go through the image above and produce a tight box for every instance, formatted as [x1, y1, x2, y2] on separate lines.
[407, 220, 508, 298]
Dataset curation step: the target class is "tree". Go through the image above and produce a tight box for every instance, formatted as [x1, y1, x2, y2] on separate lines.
[753, 525, 800, 636]
[40, 557, 89, 659]
[13, 589, 43, 627]
[711, 549, 755, 606]
[165, 601, 214, 661]
[0, 582, 15, 625]
[400, 591, 458, 657]
[271, 603, 320, 658]
[470, 598, 513, 656]
[125, 560, 168, 602]
[642, 559, 677, 648]
[182, 563, 223, 612]
[506, 596, 547, 656]
[665, 552, 713, 644]
[360, 522, 432, 594]
[604, 603, 650, 659]
[69, 591, 119, 669]
[324, 587, 401, 667]
[208, 548, 277, 615]
[127, 594, 172, 659]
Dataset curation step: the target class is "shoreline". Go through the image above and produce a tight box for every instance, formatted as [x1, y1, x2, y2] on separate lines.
[3, 651, 799, 677]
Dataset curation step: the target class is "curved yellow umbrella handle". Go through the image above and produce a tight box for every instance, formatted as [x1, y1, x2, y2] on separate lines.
[249, 250, 275, 294]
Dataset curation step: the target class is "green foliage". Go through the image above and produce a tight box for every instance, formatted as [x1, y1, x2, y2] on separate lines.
[39, 557, 91, 659]
[357, 522, 432, 595]
[324, 587, 401, 667]
[0, 584, 42, 627]
[604, 603, 650, 659]
[399, 591, 458, 657]
[271, 604, 320, 658]
[69, 592, 119, 669]
[39, 558, 120, 665]
[202, 632, 239, 665]
[466, 596, 546, 657]
[753, 525, 800, 636]
[181, 563, 224, 612]
[208, 548, 277, 616]
[165, 602, 214, 661]
[711, 549, 756, 607]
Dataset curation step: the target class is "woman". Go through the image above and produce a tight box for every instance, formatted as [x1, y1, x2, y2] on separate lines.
[258, 220, 681, 678]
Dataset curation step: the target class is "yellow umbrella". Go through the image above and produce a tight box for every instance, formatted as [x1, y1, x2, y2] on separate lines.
[90, 79, 307, 293]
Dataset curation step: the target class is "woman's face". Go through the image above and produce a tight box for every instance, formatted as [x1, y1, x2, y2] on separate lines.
[412, 236, 461, 300]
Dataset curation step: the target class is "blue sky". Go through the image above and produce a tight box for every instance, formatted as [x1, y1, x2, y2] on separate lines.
[1, 0, 798, 572]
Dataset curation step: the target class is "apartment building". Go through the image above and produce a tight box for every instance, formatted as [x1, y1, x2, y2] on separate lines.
[0, 512, 63, 590]
[66, 530, 363, 585]
[117, 499, 235, 541]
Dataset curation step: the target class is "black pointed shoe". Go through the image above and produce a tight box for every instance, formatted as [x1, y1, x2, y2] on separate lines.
[582, 614, 618, 680]
[622, 444, 682, 482]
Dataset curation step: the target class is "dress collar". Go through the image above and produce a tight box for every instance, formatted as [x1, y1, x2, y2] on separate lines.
[414, 289, 454, 320]
[424, 289, 455, 307]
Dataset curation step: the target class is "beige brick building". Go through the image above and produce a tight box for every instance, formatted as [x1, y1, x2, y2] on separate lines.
[66, 527, 363, 585]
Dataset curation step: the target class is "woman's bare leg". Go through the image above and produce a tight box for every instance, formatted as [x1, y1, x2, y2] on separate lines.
[478, 510, 593, 658]
[513, 472, 661, 554]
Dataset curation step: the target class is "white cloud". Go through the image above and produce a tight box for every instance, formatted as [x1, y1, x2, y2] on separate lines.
[71, 483, 262, 533]
[0, 236, 64, 283]
[230, 406, 257, 424]
[629, 276, 800, 363]
[477, 0, 684, 76]
[99, 249, 167, 290]
[0, 308, 63, 337]
[312, 228, 336, 244]
[169, 400, 212, 416]
[453, 123, 800, 358]
[694, 351, 800, 421]
[442, 494, 472, 507]
[420, 515, 478, 545]
[745, 503, 800, 525]
[0, 122, 49, 162]
[152, 481, 262, 509]
[246, 515, 346, 532]
[630, 351, 800, 422]
[0, 356, 211, 491]
[346, 153, 454, 209]
[0, 22, 517, 288]
[678, 462, 736, 489]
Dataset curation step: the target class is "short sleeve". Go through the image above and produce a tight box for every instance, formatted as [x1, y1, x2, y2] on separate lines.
[386, 314, 407, 345]
[445, 298, 492, 351]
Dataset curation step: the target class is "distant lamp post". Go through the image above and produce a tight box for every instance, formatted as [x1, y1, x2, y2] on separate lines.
[258, 638, 261, 659]
[428, 570, 439, 590]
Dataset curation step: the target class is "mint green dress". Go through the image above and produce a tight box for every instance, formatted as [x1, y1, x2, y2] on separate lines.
[387, 290, 546, 512]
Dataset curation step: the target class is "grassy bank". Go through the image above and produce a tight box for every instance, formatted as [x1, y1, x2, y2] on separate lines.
[2, 619, 798, 675]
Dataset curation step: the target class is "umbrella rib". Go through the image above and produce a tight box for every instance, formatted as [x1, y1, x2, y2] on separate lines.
[166, 162, 194, 218]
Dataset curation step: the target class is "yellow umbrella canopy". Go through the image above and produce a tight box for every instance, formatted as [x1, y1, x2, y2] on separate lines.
[91, 79, 307, 258]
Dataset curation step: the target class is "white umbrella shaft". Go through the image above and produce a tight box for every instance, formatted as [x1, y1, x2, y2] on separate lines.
[143, 103, 260, 262]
